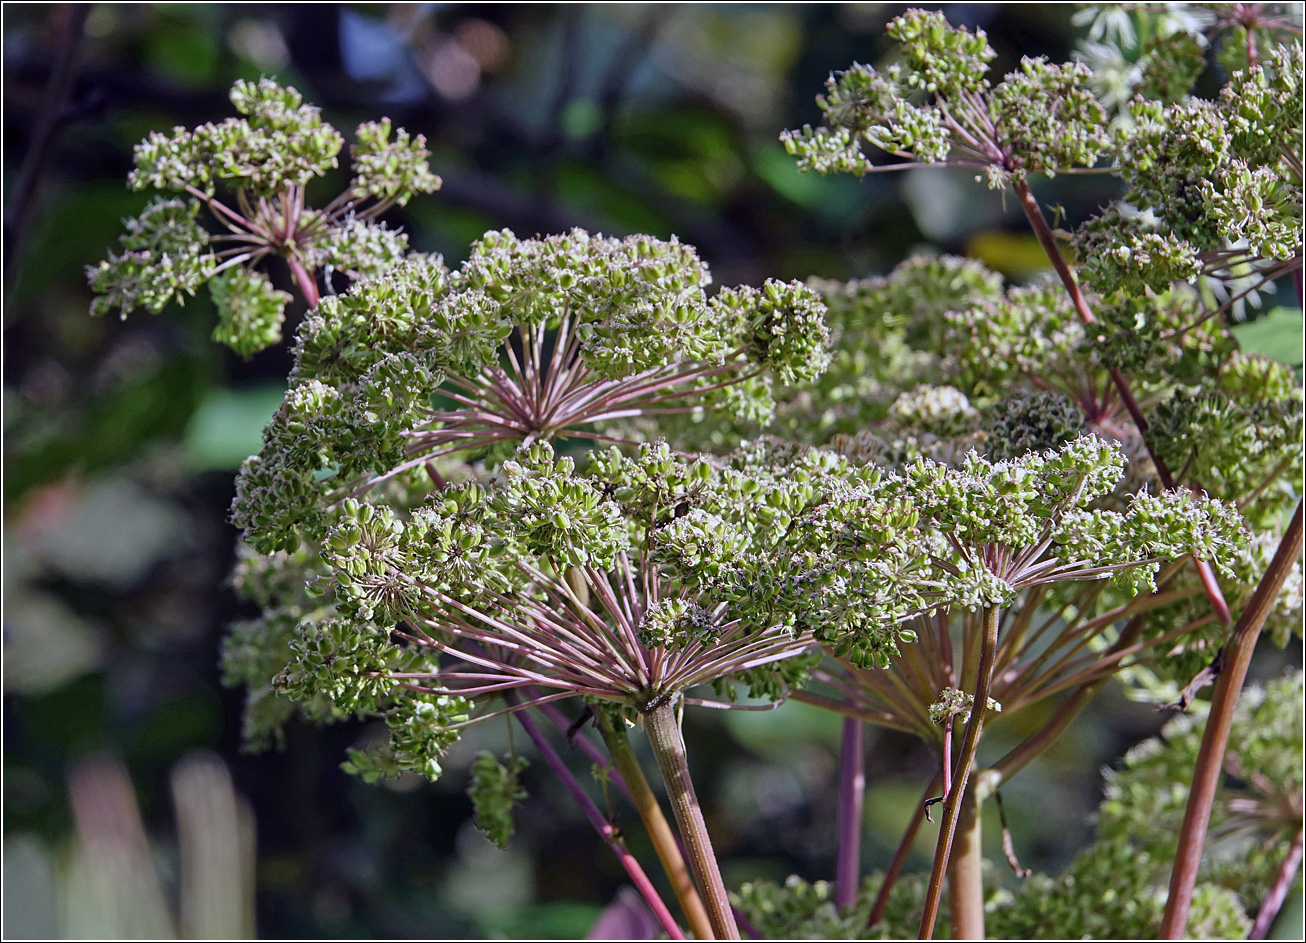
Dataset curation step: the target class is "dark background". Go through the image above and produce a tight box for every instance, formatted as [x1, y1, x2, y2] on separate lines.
[3, 4, 1300, 938]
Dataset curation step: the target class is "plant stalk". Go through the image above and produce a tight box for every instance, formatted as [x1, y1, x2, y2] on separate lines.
[1160, 500, 1304, 938]
[597, 711, 714, 941]
[643, 698, 739, 940]
[1251, 828, 1304, 939]
[1010, 175, 1234, 628]
[514, 709, 684, 939]
[948, 782, 985, 940]
[286, 254, 320, 307]
[918, 606, 1001, 940]
[836, 718, 866, 911]
[868, 771, 941, 928]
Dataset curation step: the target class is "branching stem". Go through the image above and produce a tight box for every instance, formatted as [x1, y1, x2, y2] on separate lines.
[514, 708, 684, 939]
[1011, 175, 1234, 629]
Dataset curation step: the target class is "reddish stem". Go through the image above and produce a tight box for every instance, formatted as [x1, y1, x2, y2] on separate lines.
[286, 254, 320, 307]
[1160, 501, 1304, 938]
[918, 607, 1001, 940]
[1010, 176, 1234, 629]
[835, 718, 866, 911]
[515, 709, 684, 939]
[1251, 828, 1303, 939]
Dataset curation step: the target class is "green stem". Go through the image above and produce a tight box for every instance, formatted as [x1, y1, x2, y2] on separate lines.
[918, 606, 1000, 940]
[597, 711, 714, 941]
[948, 782, 985, 940]
[1160, 500, 1304, 938]
[643, 699, 739, 940]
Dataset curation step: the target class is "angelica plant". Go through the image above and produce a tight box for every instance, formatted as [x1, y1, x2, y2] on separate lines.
[87, 78, 440, 355]
[216, 222, 830, 940]
[782, 4, 1300, 518]
[782, 7, 1302, 939]
[259, 439, 856, 939]
[82, 9, 1303, 937]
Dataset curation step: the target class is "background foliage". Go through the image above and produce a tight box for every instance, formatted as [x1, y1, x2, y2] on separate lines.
[3, 4, 1301, 938]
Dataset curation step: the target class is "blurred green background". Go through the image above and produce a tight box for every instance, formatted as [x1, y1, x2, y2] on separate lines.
[3, 4, 1300, 939]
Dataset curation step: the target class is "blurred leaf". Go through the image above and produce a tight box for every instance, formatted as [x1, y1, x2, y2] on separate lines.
[5, 350, 211, 504]
[442, 821, 534, 924]
[752, 145, 869, 222]
[1232, 306, 1303, 369]
[184, 383, 286, 471]
[562, 99, 602, 139]
[22, 676, 111, 755]
[172, 753, 257, 940]
[1, 835, 59, 939]
[64, 755, 176, 940]
[555, 162, 670, 235]
[965, 230, 1053, 280]
[1269, 887, 1304, 940]
[124, 690, 222, 761]
[15, 477, 189, 586]
[9, 184, 147, 307]
[495, 901, 607, 940]
[863, 780, 937, 864]
[142, 14, 222, 86]
[1, 589, 106, 696]
[724, 699, 841, 761]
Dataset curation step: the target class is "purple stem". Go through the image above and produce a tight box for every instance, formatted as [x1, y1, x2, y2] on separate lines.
[515, 709, 684, 939]
[733, 904, 762, 940]
[835, 718, 866, 911]
[1251, 828, 1304, 939]
[537, 701, 632, 799]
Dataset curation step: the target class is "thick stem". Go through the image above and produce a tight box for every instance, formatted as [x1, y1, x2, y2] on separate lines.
[869, 772, 942, 928]
[643, 699, 739, 940]
[1011, 176, 1234, 628]
[948, 783, 985, 940]
[1160, 501, 1304, 938]
[1251, 828, 1304, 939]
[597, 712, 714, 941]
[836, 718, 866, 911]
[918, 606, 1000, 940]
[514, 710, 684, 939]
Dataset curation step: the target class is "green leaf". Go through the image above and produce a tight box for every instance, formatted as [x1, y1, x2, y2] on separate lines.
[184, 384, 287, 471]
[1232, 306, 1304, 369]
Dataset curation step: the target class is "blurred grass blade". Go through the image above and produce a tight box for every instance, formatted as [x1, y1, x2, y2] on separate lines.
[64, 755, 175, 939]
[172, 752, 257, 940]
